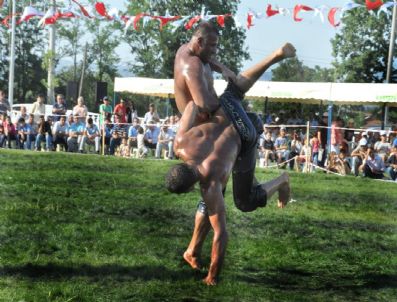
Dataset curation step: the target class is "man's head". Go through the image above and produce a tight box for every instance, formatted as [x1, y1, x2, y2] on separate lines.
[60, 115, 66, 125]
[77, 96, 84, 106]
[149, 103, 155, 113]
[165, 163, 199, 194]
[57, 94, 65, 104]
[103, 96, 110, 103]
[37, 94, 45, 104]
[190, 22, 219, 63]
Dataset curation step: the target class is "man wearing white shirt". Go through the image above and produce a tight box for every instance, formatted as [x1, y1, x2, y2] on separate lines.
[143, 103, 160, 126]
[52, 115, 69, 151]
[79, 117, 100, 153]
[361, 147, 385, 179]
[155, 124, 175, 159]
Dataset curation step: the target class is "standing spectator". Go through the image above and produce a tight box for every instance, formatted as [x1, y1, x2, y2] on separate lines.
[155, 124, 175, 159]
[386, 146, 397, 181]
[35, 116, 53, 151]
[374, 131, 391, 161]
[310, 132, 320, 167]
[144, 120, 160, 150]
[317, 112, 329, 167]
[126, 100, 138, 123]
[52, 94, 67, 122]
[4, 116, 17, 148]
[288, 131, 303, 170]
[16, 117, 31, 149]
[114, 99, 127, 123]
[361, 147, 385, 179]
[330, 117, 343, 155]
[52, 115, 68, 152]
[73, 96, 88, 124]
[274, 127, 290, 165]
[143, 103, 160, 126]
[0, 90, 10, 113]
[80, 117, 100, 153]
[99, 96, 113, 126]
[30, 94, 46, 121]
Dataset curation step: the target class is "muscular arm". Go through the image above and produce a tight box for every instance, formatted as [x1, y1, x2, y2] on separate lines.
[200, 181, 228, 286]
[185, 58, 220, 114]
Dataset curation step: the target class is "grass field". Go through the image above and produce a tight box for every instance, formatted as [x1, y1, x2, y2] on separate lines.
[0, 149, 396, 302]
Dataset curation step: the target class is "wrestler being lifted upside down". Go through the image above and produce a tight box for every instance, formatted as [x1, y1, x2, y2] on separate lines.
[166, 22, 296, 285]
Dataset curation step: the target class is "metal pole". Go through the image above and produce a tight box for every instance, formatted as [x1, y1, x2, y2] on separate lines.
[47, 0, 56, 104]
[386, 0, 397, 83]
[78, 43, 88, 97]
[7, 0, 16, 108]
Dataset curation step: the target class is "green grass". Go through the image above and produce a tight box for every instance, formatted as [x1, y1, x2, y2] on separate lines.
[0, 149, 396, 302]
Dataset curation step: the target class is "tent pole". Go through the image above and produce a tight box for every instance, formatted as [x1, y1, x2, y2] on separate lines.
[326, 103, 333, 154]
[383, 104, 389, 130]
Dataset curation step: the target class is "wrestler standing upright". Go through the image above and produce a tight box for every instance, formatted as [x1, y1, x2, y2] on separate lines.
[170, 22, 296, 285]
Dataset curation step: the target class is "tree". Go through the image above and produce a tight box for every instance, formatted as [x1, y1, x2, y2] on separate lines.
[121, 0, 249, 78]
[331, 1, 396, 83]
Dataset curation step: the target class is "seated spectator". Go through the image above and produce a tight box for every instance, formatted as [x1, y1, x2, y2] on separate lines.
[103, 118, 113, 154]
[327, 151, 349, 175]
[16, 106, 29, 124]
[385, 146, 397, 181]
[155, 124, 175, 159]
[360, 147, 385, 179]
[52, 115, 69, 151]
[168, 115, 179, 136]
[35, 115, 53, 151]
[274, 127, 290, 165]
[4, 116, 17, 148]
[26, 114, 37, 150]
[118, 137, 131, 158]
[128, 117, 140, 148]
[109, 115, 127, 155]
[374, 131, 391, 161]
[114, 99, 127, 124]
[0, 112, 6, 126]
[16, 117, 31, 149]
[30, 94, 46, 122]
[79, 117, 100, 153]
[67, 115, 85, 152]
[136, 126, 148, 158]
[288, 131, 303, 170]
[294, 139, 311, 172]
[259, 131, 275, 167]
[144, 120, 160, 150]
[350, 136, 368, 176]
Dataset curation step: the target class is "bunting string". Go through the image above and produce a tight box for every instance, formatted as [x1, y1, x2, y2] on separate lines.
[0, 1, 396, 31]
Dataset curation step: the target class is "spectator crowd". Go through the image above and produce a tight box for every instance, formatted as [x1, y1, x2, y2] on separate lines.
[1, 89, 396, 181]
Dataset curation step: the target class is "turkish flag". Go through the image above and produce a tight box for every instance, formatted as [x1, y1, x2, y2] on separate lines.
[366, 0, 383, 10]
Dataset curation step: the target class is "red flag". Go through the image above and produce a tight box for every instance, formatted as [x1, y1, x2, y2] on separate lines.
[328, 7, 340, 28]
[95, 2, 112, 20]
[2, 14, 12, 28]
[266, 4, 279, 18]
[133, 13, 147, 30]
[185, 15, 201, 30]
[365, 0, 383, 10]
[247, 12, 254, 29]
[152, 15, 181, 30]
[293, 5, 314, 22]
[72, 0, 92, 18]
[216, 14, 231, 27]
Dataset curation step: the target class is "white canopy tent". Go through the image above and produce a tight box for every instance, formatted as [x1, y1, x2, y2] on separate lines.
[114, 77, 397, 107]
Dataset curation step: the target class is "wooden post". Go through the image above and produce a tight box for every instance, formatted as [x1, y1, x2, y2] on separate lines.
[305, 121, 310, 173]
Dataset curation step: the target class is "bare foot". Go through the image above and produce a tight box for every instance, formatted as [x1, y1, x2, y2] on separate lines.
[203, 275, 217, 286]
[278, 172, 290, 208]
[183, 251, 202, 270]
[276, 43, 296, 59]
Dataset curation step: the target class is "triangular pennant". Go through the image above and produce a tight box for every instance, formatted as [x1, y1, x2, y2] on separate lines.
[216, 14, 231, 27]
[328, 7, 341, 27]
[72, 0, 92, 18]
[266, 4, 280, 18]
[185, 15, 201, 30]
[293, 5, 314, 22]
[95, 2, 112, 20]
[366, 0, 384, 10]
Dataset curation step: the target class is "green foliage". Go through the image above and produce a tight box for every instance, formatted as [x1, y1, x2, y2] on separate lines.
[121, 0, 249, 78]
[0, 150, 396, 301]
[331, 2, 396, 83]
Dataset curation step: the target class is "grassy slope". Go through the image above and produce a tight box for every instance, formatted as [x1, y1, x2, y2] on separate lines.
[0, 150, 396, 302]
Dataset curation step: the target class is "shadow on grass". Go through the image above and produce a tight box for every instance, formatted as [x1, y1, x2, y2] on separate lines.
[235, 266, 397, 291]
[0, 263, 200, 282]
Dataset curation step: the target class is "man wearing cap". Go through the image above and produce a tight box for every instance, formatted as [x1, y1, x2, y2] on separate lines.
[350, 134, 368, 176]
[114, 99, 127, 124]
[99, 96, 112, 126]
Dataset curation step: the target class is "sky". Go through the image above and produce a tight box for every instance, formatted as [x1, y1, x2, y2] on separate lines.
[109, 0, 348, 72]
